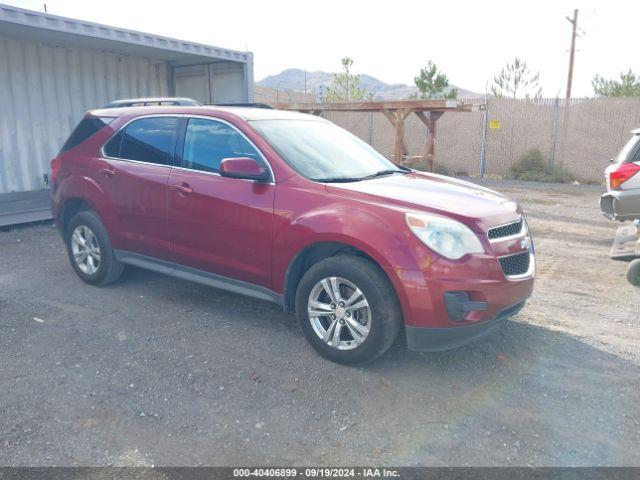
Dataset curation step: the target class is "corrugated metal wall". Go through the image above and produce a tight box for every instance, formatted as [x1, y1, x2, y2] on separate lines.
[173, 61, 248, 104]
[0, 35, 169, 194]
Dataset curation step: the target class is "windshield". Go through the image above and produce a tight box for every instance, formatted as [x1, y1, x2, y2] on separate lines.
[250, 119, 405, 181]
[614, 134, 640, 163]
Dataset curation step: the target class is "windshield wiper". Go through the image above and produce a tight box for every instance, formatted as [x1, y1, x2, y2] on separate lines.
[313, 167, 409, 183]
[357, 168, 409, 181]
[312, 176, 363, 183]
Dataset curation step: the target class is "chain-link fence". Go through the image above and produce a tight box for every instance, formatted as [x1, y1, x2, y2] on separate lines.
[324, 97, 640, 183]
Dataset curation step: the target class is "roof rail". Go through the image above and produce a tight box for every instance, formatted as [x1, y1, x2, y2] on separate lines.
[209, 103, 273, 109]
[101, 97, 202, 108]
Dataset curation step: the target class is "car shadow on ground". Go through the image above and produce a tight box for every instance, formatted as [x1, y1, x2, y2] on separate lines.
[3, 261, 640, 466]
[117, 265, 637, 381]
[106, 267, 640, 466]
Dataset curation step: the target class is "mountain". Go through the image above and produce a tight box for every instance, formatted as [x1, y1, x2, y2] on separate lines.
[257, 68, 479, 100]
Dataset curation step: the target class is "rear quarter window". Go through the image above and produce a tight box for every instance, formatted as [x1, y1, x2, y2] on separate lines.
[615, 134, 640, 164]
[61, 117, 114, 152]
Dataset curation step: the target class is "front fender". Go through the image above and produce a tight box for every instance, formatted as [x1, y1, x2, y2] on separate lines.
[271, 199, 438, 318]
[274, 204, 423, 271]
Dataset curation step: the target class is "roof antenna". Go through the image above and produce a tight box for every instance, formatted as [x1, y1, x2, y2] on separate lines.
[43, 3, 47, 13]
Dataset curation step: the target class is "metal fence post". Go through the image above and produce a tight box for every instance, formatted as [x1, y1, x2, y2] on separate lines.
[368, 111, 373, 145]
[549, 97, 559, 168]
[479, 95, 489, 178]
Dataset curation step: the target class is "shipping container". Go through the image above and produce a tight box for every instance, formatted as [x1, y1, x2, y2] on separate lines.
[0, 3, 254, 225]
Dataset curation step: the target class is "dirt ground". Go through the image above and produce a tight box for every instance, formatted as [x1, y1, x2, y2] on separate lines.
[0, 179, 639, 467]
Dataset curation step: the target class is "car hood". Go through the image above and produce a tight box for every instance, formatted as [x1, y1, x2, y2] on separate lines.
[325, 172, 521, 232]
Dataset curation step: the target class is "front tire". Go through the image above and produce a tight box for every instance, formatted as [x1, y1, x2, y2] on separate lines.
[627, 259, 640, 287]
[65, 210, 124, 286]
[295, 255, 402, 365]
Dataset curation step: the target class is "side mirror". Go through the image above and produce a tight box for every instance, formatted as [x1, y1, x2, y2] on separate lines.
[219, 157, 269, 182]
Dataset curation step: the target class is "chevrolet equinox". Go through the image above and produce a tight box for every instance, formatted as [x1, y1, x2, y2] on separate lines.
[51, 103, 535, 365]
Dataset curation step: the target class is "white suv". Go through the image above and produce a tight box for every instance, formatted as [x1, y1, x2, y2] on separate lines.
[601, 128, 640, 221]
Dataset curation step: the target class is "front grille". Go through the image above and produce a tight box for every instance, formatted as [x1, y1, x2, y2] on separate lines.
[499, 252, 530, 276]
[488, 218, 523, 240]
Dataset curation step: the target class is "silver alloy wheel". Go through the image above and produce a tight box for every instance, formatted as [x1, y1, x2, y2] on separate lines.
[70, 225, 101, 275]
[307, 276, 371, 351]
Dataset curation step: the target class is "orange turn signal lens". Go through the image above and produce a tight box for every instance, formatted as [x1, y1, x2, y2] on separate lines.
[406, 215, 427, 228]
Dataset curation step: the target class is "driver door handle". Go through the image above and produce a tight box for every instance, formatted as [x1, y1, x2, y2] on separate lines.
[170, 182, 193, 196]
[100, 166, 116, 177]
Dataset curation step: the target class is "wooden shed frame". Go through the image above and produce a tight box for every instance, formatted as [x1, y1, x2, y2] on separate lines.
[272, 100, 477, 171]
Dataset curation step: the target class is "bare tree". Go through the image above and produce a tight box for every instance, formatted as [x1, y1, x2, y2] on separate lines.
[491, 57, 542, 99]
[325, 57, 367, 102]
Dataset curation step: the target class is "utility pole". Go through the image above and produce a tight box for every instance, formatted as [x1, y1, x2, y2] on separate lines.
[559, 9, 579, 168]
[565, 9, 578, 102]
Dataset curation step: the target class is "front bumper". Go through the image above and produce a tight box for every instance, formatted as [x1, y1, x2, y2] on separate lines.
[406, 301, 525, 352]
[382, 214, 535, 351]
[391, 252, 534, 328]
[601, 190, 640, 221]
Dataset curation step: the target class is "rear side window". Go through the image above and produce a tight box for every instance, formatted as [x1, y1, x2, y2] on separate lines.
[182, 118, 261, 173]
[615, 134, 640, 164]
[61, 116, 114, 152]
[103, 130, 124, 158]
[105, 117, 178, 165]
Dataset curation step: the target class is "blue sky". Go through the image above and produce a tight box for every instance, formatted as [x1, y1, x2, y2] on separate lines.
[5, 0, 638, 97]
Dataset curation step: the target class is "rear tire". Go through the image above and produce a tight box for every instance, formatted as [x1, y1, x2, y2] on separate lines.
[65, 210, 124, 286]
[627, 259, 640, 287]
[295, 255, 402, 365]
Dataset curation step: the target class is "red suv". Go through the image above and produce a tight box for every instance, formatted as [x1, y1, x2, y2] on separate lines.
[51, 102, 535, 364]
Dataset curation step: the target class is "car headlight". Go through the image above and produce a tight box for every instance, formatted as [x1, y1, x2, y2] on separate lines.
[405, 213, 484, 260]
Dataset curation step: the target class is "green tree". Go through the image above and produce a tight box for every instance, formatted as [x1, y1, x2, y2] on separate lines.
[324, 57, 367, 102]
[592, 70, 640, 97]
[491, 57, 542, 99]
[413, 61, 457, 99]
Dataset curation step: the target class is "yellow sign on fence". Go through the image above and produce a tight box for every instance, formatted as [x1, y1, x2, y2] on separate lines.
[489, 120, 501, 130]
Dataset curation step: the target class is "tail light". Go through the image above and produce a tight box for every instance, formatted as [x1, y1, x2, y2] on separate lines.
[50, 156, 62, 184]
[610, 162, 640, 189]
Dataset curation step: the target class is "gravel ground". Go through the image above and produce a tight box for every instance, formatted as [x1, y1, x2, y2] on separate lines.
[0, 179, 639, 467]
